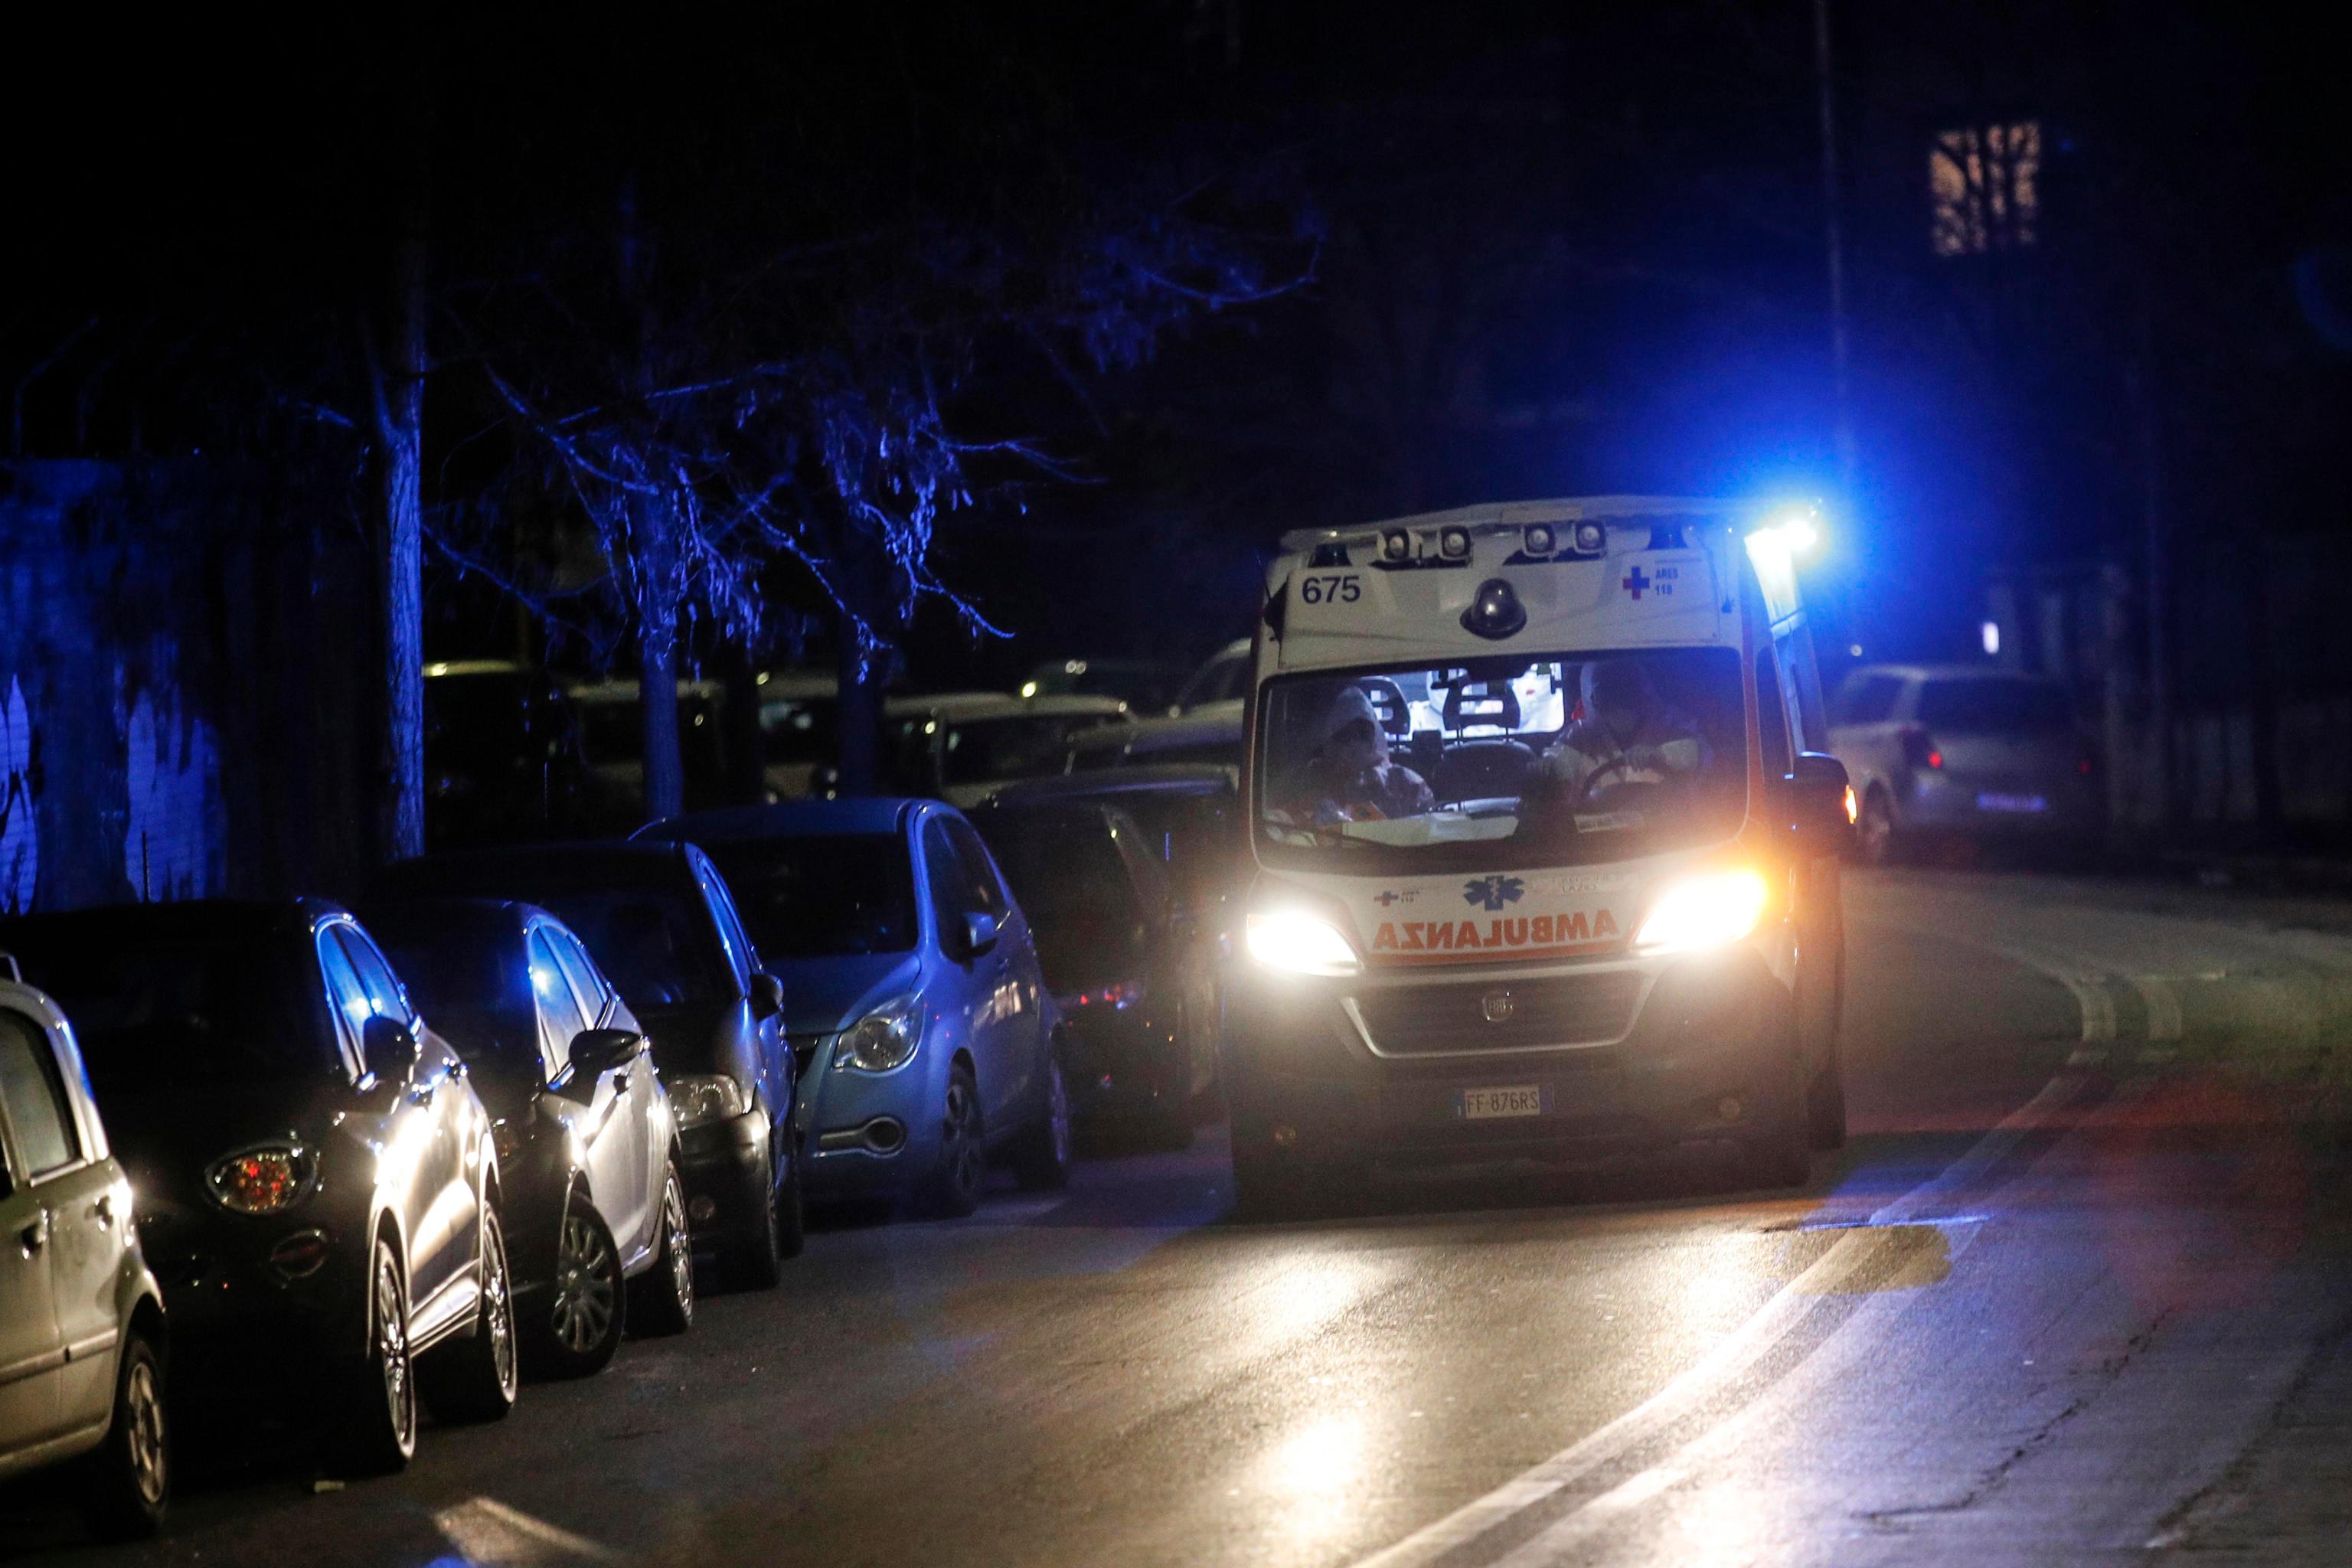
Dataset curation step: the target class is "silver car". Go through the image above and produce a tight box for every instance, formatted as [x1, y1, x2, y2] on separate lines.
[1827, 665, 2102, 863]
[0, 972, 170, 1537]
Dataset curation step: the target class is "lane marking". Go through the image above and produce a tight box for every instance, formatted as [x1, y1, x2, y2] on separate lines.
[2128, 975, 2184, 1043]
[1347, 1067, 2094, 1568]
[435, 1497, 619, 1565]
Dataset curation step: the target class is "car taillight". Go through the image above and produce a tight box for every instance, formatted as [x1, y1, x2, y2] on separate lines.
[1900, 727, 1942, 771]
[206, 1145, 316, 1215]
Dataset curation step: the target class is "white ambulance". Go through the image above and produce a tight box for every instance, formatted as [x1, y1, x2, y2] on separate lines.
[1228, 496, 1852, 1211]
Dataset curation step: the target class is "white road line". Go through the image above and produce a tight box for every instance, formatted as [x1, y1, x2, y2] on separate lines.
[435, 1496, 619, 1565]
[2128, 975, 2184, 1043]
[1345, 1067, 2091, 1568]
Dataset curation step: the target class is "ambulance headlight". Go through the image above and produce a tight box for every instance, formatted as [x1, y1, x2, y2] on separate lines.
[1632, 869, 1771, 956]
[1439, 526, 1472, 560]
[1523, 524, 1556, 555]
[1381, 529, 1412, 563]
[1460, 578, 1527, 642]
[1574, 521, 1607, 553]
[1246, 910, 1361, 978]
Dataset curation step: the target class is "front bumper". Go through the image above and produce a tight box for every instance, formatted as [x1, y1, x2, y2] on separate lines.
[794, 1043, 947, 1200]
[1224, 945, 1794, 1169]
[676, 1106, 773, 1249]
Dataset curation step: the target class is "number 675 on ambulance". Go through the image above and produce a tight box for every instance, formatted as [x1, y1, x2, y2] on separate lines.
[1226, 497, 1854, 1214]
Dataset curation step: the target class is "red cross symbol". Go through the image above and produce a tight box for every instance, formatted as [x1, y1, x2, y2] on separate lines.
[1622, 566, 1651, 599]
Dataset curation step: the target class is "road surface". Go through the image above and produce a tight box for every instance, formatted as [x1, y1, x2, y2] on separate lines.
[9, 868, 2350, 1566]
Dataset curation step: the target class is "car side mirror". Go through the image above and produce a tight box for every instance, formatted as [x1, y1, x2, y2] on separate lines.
[750, 971, 786, 1021]
[566, 1027, 644, 1087]
[961, 910, 999, 959]
[362, 1014, 420, 1083]
[1788, 752, 1854, 851]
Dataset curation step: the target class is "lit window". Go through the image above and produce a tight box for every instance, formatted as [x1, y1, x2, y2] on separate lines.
[1930, 121, 2041, 256]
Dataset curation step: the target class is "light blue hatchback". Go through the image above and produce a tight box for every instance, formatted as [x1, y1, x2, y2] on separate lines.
[635, 800, 1072, 1216]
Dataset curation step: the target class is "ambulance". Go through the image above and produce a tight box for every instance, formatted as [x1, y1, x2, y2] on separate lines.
[1227, 496, 1853, 1211]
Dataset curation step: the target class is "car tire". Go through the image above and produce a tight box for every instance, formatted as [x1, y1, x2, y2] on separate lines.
[420, 1203, 520, 1424]
[1743, 1034, 1814, 1191]
[1807, 1047, 1850, 1151]
[1011, 1049, 1073, 1191]
[536, 1200, 626, 1378]
[775, 1138, 807, 1262]
[628, 1163, 696, 1337]
[80, 1328, 168, 1540]
[725, 1152, 786, 1293]
[924, 1061, 988, 1217]
[338, 1235, 418, 1475]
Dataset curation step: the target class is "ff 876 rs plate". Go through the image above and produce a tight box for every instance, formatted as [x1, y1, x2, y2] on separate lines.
[1455, 1084, 1552, 1120]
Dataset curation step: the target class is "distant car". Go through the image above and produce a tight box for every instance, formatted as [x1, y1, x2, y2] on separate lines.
[1167, 638, 1251, 716]
[422, 659, 596, 848]
[566, 678, 737, 825]
[966, 801, 1220, 1146]
[1063, 707, 1243, 774]
[756, 670, 844, 802]
[1019, 658, 1188, 714]
[374, 844, 802, 1289]
[979, 764, 1243, 934]
[0, 972, 171, 1537]
[883, 692, 1132, 806]
[362, 900, 695, 1377]
[1828, 665, 2102, 863]
[0, 901, 518, 1475]
[635, 800, 1071, 1216]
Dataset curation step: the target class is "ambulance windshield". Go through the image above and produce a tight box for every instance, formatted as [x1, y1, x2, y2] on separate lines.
[1255, 648, 1748, 869]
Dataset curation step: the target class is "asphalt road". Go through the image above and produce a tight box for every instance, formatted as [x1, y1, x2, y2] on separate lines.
[10, 867, 2351, 1567]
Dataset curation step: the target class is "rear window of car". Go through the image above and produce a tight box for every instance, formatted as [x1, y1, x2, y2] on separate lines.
[371, 924, 544, 1074]
[0, 932, 336, 1096]
[1916, 679, 2073, 733]
[698, 835, 920, 959]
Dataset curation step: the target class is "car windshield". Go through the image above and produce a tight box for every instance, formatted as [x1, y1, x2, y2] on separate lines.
[0, 931, 336, 1095]
[942, 714, 1120, 785]
[1917, 678, 2074, 733]
[699, 835, 919, 959]
[1255, 648, 1748, 871]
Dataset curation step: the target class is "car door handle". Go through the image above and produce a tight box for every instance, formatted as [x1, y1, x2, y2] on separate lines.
[18, 1210, 48, 1253]
[93, 1193, 116, 1228]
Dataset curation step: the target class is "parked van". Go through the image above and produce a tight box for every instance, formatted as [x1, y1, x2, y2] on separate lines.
[1227, 497, 1852, 1211]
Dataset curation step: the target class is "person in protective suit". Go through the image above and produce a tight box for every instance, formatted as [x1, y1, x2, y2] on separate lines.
[1530, 659, 1710, 815]
[1277, 685, 1435, 827]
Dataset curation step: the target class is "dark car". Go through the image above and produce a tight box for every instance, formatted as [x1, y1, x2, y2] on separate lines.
[361, 900, 695, 1377]
[373, 843, 802, 1289]
[422, 659, 597, 849]
[0, 901, 519, 1475]
[635, 801, 1072, 1216]
[966, 801, 1220, 1146]
[1020, 658, 1189, 714]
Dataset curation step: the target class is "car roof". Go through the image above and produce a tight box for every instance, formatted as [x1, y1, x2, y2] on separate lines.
[639, 799, 923, 842]
[361, 895, 542, 945]
[373, 841, 697, 897]
[886, 691, 1129, 720]
[1070, 709, 1241, 749]
[424, 658, 534, 680]
[755, 671, 839, 699]
[565, 678, 727, 703]
[982, 764, 1236, 806]
[1846, 663, 2060, 685]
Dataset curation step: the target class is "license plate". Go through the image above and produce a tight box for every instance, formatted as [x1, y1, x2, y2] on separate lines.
[1455, 1084, 1550, 1120]
[1976, 792, 2048, 814]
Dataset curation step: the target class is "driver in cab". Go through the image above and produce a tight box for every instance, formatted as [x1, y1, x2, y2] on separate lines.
[1538, 659, 1710, 802]
[1277, 685, 1435, 828]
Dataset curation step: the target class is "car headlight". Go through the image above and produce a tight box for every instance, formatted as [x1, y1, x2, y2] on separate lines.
[832, 995, 923, 1073]
[1245, 910, 1361, 977]
[1633, 868, 1772, 956]
[205, 1144, 318, 1215]
[670, 1074, 751, 1128]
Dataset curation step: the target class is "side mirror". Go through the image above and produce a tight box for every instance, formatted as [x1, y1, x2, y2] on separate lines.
[361, 1014, 420, 1082]
[961, 910, 1000, 959]
[749, 971, 786, 1021]
[1788, 752, 1854, 851]
[566, 1027, 644, 1086]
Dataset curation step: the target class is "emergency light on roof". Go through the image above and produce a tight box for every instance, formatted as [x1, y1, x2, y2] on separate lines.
[1439, 526, 1472, 560]
[1524, 524, 1555, 554]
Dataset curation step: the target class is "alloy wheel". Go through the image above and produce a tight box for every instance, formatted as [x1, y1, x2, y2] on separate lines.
[375, 1244, 414, 1452]
[124, 1355, 167, 1508]
[664, 1177, 695, 1325]
[484, 1211, 518, 1400]
[944, 1077, 985, 1201]
[1045, 1057, 1073, 1170]
[551, 1214, 619, 1354]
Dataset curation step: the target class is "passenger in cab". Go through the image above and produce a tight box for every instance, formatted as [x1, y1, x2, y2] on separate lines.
[1538, 659, 1710, 804]
[1277, 685, 1434, 826]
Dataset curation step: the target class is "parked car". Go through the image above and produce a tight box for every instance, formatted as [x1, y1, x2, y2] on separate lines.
[1018, 658, 1188, 714]
[374, 844, 802, 1288]
[979, 763, 1243, 935]
[567, 678, 737, 825]
[756, 670, 844, 801]
[884, 692, 1132, 806]
[361, 900, 695, 1376]
[0, 901, 518, 1475]
[1167, 637, 1251, 716]
[421, 659, 597, 849]
[0, 969, 170, 1537]
[1064, 707, 1243, 774]
[1827, 665, 2102, 864]
[966, 801, 1220, 1146]
[635, 800, 1071, 1216]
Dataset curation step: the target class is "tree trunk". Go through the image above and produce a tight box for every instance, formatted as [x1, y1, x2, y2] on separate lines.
[638, 622, 684, 825]
[377, 222, 428, 863]
[835, 611, 880, 796]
